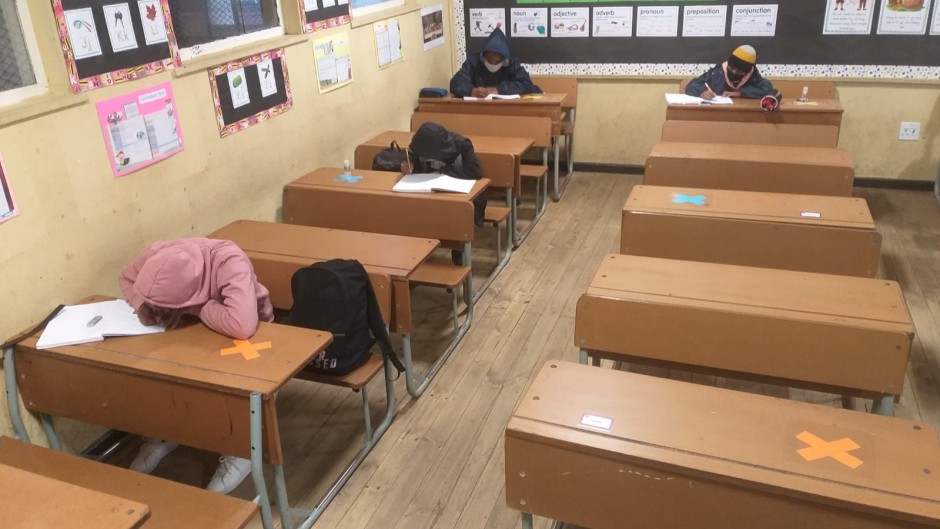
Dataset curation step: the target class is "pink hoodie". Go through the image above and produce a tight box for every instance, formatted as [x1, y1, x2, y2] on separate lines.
[119, 238, 274, 340]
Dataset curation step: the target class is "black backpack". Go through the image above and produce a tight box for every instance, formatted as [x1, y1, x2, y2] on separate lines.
[286, 259, 405, 376]
[372, 141, 412, 172]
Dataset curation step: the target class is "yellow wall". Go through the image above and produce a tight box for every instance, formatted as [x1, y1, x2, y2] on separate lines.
[0, 2, 453, 447]
[575, 79, 940, 180]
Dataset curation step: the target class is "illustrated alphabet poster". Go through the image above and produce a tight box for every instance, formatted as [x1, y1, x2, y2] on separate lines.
[208, 48, 293, 137]
[95, 82, 184, 177]
[54, 0, 180, 92]
[0, 154, 19, 225]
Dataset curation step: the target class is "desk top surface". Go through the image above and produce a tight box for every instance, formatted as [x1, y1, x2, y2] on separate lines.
[363, 130, 533, 158]
[585, 254, 912, 329]
[17, 297, 332, 396]
[0, 461, 150, 529]
[0, 437, 258, 529]
[667, 97, 843, 113]
[650, 141, 853, 166]
[419, 93, 566, 107]
[286, 167, 489, 201]
[624, 185, 874, 228]
[212, 220, 438, 280]
[509, 361, 940, 522]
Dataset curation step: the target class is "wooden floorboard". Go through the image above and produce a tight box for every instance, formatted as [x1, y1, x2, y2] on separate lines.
[135, 174, 940, 529]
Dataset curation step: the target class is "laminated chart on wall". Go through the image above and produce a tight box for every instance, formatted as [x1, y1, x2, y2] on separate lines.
[0, 154, 19, 225]
[375, 18, 404, 68]
[456, 0, 940, 78]
[207, 48, 293, 138]
[53, 0, 180, 92]
[95, 82, 184, 177]
[421, 4, 446, 51]
[313, 32, 354, 93]
[299, 0, 350, 33]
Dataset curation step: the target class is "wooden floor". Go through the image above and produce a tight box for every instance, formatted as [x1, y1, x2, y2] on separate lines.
[146, 172, 940, 529]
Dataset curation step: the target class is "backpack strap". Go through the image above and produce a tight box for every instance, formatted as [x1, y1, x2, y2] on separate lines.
[364, 278, 406, 375]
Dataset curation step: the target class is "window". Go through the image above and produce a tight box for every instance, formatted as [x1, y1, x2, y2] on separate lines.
[168, 0, 282, 58]
[0, 0, 44, 101]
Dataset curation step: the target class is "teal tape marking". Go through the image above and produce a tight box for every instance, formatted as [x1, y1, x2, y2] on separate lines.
[334, 174, 363, 183]
[673, 194, 707, 206]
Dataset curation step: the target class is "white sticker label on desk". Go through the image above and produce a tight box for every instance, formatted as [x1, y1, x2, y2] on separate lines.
[580, 413, 613, 430]
[800, 211, 822, 218]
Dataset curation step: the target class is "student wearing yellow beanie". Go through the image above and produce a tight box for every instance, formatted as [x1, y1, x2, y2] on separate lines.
[685, 45, 776, 100]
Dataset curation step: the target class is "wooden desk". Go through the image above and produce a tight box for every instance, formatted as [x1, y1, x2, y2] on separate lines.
[666, 98, 844, 128]
[575, 255, 914, 414]
[1, 462, 149, 529]
[355, 131, 534, 246]
[621, 185, 881, 277]
[644, 141, 854, 196]
[0, 437, 257, 529]
[506, 361, 940, 529]
[660, 120, 841, 148]
[11, 303, 331, 529]
[212, 219, 437, 333]
[418, 93, 566, 136]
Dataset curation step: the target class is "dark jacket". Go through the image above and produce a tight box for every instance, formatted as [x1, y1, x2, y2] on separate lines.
[409, 123, 486, 226]
[449, 29, 541, 97]
[685, 63, 775, 99]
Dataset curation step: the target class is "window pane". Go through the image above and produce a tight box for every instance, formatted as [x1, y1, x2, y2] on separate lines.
[0, 2, 37, 92]
[168, 0, 280, 49]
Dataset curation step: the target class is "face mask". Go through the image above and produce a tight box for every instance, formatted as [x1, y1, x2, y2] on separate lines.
[484, 60, 504, 73]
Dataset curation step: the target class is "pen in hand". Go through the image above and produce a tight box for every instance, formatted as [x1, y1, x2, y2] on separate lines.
[703, 82, 716, 100]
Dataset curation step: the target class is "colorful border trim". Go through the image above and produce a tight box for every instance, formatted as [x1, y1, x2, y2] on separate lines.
[53, 0, 181, 93]
[453, 0, 940, 79]
[207, 48, 294, 138]
[298, 0, 351, 33]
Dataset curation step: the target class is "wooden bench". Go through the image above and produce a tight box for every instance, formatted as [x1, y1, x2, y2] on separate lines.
[660, 120, 841, 148]
[679, 78, 838, 99]
[0, 436, 257, 529]
[575, 254, 914, 415]
[531, 76, 578, 185]
[506, 361, 940, 529]
[411, 111, 552, 232]
[621, 185, 882, 277]
[644, 141, 854, 196]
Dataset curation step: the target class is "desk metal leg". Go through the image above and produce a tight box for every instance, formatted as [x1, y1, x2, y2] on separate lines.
[521, 513, 534, 529]
[551, 137, 571, 202]
[295, 359, 398, 529]
[4, 347, 31, 443]
[579, 348, 589, 365]
[250, 392, 276, 529]
[406, 243, 475, 397]
[477, 194, 513, 297]
[40, 413, 61, 451]
[513, 170, 548, 248]
[872, 394, 895, 416]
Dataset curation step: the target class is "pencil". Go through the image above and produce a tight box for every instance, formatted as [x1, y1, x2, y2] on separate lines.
[704, 82, 714, 93]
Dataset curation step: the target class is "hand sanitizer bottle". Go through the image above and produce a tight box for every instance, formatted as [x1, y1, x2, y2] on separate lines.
[343, 159, 351, 178]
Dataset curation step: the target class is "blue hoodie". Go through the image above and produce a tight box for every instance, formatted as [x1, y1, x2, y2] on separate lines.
[449, 29, 542, 97]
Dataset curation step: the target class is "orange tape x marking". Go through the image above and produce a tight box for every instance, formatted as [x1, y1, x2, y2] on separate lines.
[796, 431, 863, 469]
[220, 339, 271, 361]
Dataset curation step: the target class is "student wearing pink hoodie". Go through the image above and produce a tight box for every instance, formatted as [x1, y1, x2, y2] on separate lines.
[119, 238, 274, 494]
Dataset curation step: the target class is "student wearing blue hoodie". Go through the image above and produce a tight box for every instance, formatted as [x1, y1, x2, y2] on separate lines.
[450, 29, 541, 98]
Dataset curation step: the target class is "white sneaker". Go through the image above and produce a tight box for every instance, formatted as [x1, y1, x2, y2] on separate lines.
[206, 456, 252, 494]
[129, 439, 178, 473]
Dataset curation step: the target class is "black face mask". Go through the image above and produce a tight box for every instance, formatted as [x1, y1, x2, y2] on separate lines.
[728, 70, 745, 83]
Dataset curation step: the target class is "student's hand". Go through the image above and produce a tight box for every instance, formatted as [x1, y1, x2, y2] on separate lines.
[470, 87, 489, 98]
[723, 91, 740, 98]
[150, 305, 184, 329]
[483, 87, 498, 95]
[700, 89, 715, 100]
[135, 303, 158, 326]
[400, 161, 413, 174]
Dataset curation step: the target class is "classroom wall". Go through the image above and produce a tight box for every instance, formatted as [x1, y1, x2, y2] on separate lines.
[0, 4, 453, 448]
[574, 80, 940, 181]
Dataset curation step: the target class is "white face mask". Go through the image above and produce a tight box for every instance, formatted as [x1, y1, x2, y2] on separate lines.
[483, 59, 505, 73]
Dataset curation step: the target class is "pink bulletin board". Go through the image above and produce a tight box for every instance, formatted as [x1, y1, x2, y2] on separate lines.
[0, 154, 19, 225]
[95, 82, 184, 178]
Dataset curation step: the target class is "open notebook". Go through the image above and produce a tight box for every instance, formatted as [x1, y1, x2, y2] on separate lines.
[665, 93, 733, 105]
[462, 94, 522, 101]
[36, 299, 165, 349]
[392, 173, 475, 194]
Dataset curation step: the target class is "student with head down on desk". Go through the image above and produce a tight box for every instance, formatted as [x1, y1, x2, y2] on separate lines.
[119, 238, 274, 495]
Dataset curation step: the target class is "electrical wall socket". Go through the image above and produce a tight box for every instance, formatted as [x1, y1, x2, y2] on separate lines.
[899, 121, 921, 141]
